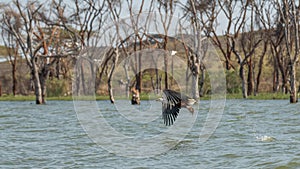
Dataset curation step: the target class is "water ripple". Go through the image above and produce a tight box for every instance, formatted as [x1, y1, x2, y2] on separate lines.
[0, 100, 300, 168]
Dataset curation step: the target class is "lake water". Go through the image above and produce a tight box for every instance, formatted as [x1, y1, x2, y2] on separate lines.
[1, 99, 300, 168]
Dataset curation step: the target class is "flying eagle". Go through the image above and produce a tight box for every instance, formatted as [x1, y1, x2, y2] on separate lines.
[157, 89, 196, 126]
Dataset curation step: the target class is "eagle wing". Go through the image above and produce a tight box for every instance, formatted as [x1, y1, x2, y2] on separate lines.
[162, 89, 182, 126]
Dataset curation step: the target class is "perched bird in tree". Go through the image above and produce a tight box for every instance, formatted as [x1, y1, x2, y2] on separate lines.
[157, 89, 197, 126]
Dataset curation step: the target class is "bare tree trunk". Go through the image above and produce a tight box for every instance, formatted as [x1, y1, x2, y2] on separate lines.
[108, 60, 115, 103]
[123, 61, 130, 98]
[191, 51, 200, 99]
[32, 62, 43, 104]
[191, 61, 199, 99]
[185, 61, 190, 93]
[108, 78, 114, 104]
[231, 36, 260, 99]
[75, 67, 80, 95]
[89, 61, 96, 95]
[289, 62, 298, 103]
[256, 55, 264, 94]
[156, 68, 159, 92]
[56, 59, 60, 79]
[150, 54, 159, 93]
[95, 54, 112, 94]
[135, 52, 142, 93]
[94, 68, 102, 94]
[164, 36, 169, 89]
[159, 75, 162, 91]
[192, 73, 199, 97]
[278, 0, 299, 103]
[80, 63, 86, 95]
[272, 61, 280, 92]
[138, 52, 142, 93]
[40, 69, 48, 104]
[240, 64, 247, 99]
[12, 63, 17, 96]
[289, 0, 299, 103]
[157, 0, 174, 90]
[108, 50, 119, 104]
[282, 77, 288, 94]
[2, 27, 19, 96]
[2, 0, 80, 104]
[0, 81, 2, 96]
[199, 67, 205, 97]
[247, 58, 254, 96]
[277, 52, 288, 94]
[151, 76, 155, 91]
[272, 47, 281, 93]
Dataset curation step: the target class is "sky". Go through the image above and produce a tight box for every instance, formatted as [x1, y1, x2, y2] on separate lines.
[0, 0, 230, 63]
[0, 0, 227, 32]
[0, 0, 229, 49]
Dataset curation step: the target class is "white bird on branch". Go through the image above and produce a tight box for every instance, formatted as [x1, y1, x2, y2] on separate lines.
[157, 89, 196, 126]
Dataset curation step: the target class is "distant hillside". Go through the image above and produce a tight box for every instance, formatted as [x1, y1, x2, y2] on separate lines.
[1, 28, 299, 97]
[0, 59, 31, 95]
[0, 46, 9, 56]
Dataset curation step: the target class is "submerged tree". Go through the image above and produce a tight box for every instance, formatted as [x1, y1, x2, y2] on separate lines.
[1, 0, 78, 104]
[53, 0, 109, 96]
[1, 9, 21, 96]
[276, 0, 299, 103]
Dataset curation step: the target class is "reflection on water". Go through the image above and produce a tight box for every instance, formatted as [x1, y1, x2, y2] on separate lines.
[0, 100, 300, 168]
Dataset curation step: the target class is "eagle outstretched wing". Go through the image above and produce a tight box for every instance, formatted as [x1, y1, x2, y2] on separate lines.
[162, 89, 182, 126]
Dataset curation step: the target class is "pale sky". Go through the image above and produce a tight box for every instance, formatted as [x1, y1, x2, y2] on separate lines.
[0, 0, 227, 32]
[0, 0, 229, 47]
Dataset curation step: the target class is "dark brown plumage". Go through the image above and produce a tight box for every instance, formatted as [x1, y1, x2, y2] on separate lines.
[158, 89, 196, 126]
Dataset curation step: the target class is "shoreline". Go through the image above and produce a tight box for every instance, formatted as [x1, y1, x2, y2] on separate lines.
[0, 93, 292, 101]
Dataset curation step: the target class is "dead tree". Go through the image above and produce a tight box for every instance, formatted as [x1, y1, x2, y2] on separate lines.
[1, 10, 20, 95]
[199, 0, 247, 70]
[231, 36, 261, 99]
[276, 0, 299, 103]
[239, 2, 263, 96]
[53, 0, 109, 95]
[2, 0, 78, 104]
[157, 0, 175, 90]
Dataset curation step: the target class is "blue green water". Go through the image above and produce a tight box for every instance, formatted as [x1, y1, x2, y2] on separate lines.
[0, 100, 299, 168]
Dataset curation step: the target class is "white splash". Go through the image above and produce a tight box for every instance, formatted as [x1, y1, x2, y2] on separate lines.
[256, 135, 276, 142]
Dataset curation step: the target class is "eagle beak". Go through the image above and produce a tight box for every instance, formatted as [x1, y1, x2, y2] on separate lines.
[156, 98, 163, 102]
[187, 98, 197, 106]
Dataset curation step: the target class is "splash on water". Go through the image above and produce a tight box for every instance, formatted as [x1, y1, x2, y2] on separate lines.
[256, 135, 276, 142]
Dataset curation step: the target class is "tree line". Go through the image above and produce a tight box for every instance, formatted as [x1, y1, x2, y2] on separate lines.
[0, 0, 299, 104]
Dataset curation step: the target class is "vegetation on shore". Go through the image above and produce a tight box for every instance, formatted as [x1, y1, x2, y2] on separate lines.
[0, 92, 291, 102]
[0, 0, 299, 104]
